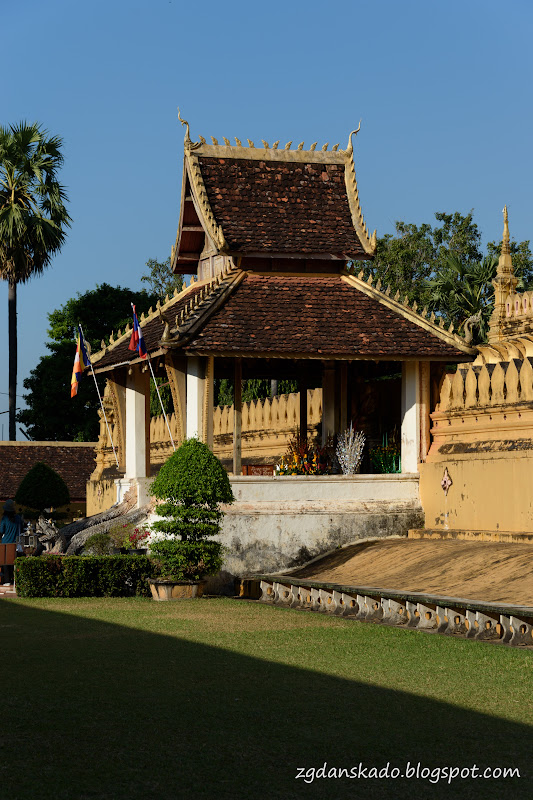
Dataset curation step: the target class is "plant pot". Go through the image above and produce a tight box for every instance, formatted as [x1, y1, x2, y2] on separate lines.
[126, 548, 148, 555]
[148, 578, 207, 601]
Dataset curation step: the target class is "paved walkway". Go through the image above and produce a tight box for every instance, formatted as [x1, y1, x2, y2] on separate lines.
[0, 585, 16, 598]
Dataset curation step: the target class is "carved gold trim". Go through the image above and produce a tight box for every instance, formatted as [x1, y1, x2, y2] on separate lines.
[189, 141, 346, 164]
[341, 272, 476, 355]
[343, 146, 376, 256]
[91, 280, 201, 365]
[185, 154, 227, 252]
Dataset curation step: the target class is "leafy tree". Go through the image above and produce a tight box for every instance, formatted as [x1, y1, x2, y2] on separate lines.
[15, 461, 70, 512]
[18, 284, 159, 441]
[361, 211, 483, 306]
[47, 282, 159, 348]
[0, 122, 70, 439]
[141, 256, 184, 299]
[150, 377, 173, 418]
[425, 254, 498, 340]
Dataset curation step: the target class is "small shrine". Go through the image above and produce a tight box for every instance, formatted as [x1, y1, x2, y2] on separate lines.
[89, 118, 474, 531]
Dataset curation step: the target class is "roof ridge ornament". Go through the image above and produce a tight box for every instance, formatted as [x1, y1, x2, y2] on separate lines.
[346, 121, 362, 155]
[178, 108, 202, 151]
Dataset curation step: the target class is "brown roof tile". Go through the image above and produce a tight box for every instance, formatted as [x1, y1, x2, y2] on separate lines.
[198, 157, 366, 257]
[0, 443, 97, 503]
[94, 284, 204, 370]
[185, 274, 469, 360]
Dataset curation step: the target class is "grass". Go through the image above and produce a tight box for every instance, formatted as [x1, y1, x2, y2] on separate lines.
[0, 595, 531, 800]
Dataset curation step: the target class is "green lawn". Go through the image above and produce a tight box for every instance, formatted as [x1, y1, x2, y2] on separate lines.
[1, 596, 531, 800]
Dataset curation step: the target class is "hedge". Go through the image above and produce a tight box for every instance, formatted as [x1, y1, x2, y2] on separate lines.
[15, 555, 153, 598]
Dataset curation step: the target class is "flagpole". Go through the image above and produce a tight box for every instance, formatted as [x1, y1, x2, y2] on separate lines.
[79, 324, 120, 469]
[130, 302, 176, 452]
[146, 353, 176, 451]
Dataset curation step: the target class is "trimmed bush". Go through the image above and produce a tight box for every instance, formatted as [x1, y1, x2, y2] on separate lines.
[15, 462, 70, 512]
[149, 539, 223, 582]
[15, 555, 152, 598]
[151, 438, 234, 541]
[149, 438, 234, 581]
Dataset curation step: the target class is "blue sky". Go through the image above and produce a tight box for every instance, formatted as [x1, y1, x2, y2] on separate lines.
[2, 0, 533, 438]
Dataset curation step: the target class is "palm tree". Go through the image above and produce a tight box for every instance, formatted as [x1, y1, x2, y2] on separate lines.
[0, 122, 70, 439]
[426, 254, 499, 342]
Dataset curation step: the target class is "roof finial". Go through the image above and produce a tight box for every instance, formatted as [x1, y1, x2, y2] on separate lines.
[502, 205, 510, 255]
[177, 107, 191, 145]
[346, 120, 362, 154]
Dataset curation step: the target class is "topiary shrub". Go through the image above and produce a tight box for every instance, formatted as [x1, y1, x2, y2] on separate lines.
[15, 462, 70, 513]
[149, 438, 234, 581]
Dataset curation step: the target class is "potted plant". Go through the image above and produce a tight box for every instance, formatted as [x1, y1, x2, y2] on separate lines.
[148, 438, 234, 601]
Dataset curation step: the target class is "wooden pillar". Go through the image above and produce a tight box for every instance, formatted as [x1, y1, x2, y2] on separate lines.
[340, 362, 348, 434]
[419, 361, 431, 462]
[233, 358, 242, 475]
[401, 361, 420, 473]
[298, 366, 308, 442]
[322, 363, 335, 445]
[203, 356, 214, 449]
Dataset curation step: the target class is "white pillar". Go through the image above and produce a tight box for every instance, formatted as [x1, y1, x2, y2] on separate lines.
[125, 367, 149, 479]
[401, 361, 420, 473]
[186, 357, 205, 439]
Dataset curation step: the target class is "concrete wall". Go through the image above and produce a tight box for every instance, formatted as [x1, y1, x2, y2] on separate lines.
[419, 350, 533, 535]
[214, 475, 423, 576]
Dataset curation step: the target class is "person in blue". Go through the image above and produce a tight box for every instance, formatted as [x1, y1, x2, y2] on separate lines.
[0, 499, 23, 585]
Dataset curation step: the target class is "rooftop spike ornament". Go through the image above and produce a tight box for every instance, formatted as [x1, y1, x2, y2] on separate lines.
[261, 140, 269, 149]
[211, 136, 218, 145]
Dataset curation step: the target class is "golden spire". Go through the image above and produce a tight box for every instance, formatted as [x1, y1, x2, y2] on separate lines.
[502, 205, 510, 255]
[488, 205, 517, 343]
[496, 205, 513, 276]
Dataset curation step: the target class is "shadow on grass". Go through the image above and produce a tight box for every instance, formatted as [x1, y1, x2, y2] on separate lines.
[0, 598, 531, 800]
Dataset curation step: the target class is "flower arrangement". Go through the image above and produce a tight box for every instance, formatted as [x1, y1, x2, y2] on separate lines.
[275, 435, 330, 475]
[369, 431, 401, 474]
[336, 424, 366, 474]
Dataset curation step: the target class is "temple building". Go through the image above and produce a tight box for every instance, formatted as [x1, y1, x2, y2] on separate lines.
[88, 119, 476, 570]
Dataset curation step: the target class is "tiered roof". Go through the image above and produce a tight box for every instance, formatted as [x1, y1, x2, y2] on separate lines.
[91, 118, 476, 371]
[171, 117, 376, 271]
[92, 264, 475, 370]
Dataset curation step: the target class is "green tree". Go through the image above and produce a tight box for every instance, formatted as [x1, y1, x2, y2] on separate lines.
[18, 284, 159, 441]
[425, 254, 498, 340]
[0, 122, 70, 439]
[141, 256, 184, 299]
[15, 462, 70, 512]
[362, 211, 483, 306]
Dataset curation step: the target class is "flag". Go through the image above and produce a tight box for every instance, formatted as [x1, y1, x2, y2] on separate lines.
[71, 326, 91, 398]
[128, 303, 147, 359]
